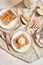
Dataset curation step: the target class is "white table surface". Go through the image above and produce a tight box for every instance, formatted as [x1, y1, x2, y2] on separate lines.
[0, 48, 43, 65]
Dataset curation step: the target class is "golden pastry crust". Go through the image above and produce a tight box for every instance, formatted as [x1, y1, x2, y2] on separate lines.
[1, 10, 16, 25]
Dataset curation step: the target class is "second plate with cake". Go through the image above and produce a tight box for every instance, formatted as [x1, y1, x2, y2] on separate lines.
[11, 31, 31, 52]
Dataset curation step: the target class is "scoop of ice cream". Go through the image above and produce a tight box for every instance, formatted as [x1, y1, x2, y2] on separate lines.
[40, 38, 43, 45]
[18, 37, 25, 45]
[36, 34, 40, 39]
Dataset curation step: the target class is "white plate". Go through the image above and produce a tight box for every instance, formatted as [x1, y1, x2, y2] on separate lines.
[0, 9, 18, 29]
[11, 31, 31, 52]
[35, 26, 43, 48]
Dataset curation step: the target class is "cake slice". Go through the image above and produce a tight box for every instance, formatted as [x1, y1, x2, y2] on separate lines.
[1, 10, 16, 25]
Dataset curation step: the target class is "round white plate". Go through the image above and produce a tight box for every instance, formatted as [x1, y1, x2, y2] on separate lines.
[0, 9, 18, 29]
[11, 31, 31, 52]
